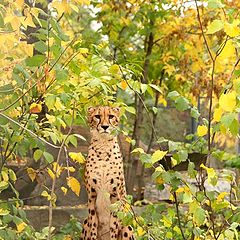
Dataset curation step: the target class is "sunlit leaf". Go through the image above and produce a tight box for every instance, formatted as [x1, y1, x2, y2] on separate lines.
[0, 208, 9, 216]
[47, 168, 55, 180]
[224, 20, 240, 37]
[137, 226, 146, 237]
[219, 91, 236, 112]
[16, 222, 27, 233]
[69, 152, 85, 164]
[131, 148, 145, 154]
[151, 150, 168, 164]
[197, 125, 208, 137]
[213, 108, 223, 122]
[61, 186, 68, 195]
[67, 177, 80, 196]
[27, 168, 36, 182]
[30, 103, 42, 114]
[206, 19, 223, 34]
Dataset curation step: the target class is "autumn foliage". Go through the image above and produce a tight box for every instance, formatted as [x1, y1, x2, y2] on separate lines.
[0, 0, 240, 239]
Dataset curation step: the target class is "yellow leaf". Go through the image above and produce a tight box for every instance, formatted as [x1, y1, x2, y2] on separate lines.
[5, 15, 22, 31]
[51, 1, 71, 16]
[15, 0, 24, 7]
[79, 48, 88, 54]
[200, 164, 217, 185]
[151, 150, 167, 164]
[46, 114, 56, 124]
[219, 40, 235, 59]
[0, 208, 9, 216]
[155, 176, 164, 185]
[120, 81, 128, 90]
[224, 20, 240, 37]
[63, 166, 76, 172]
[61, 186, 68, 195]
[16, 222, 26, 233]
[217, 192, 228, 202]
[1, 171, 8, 182]
[54, 97, 65, 111]
[155, 166, 165, 172]
[123, 202, 131, 213]
[213, 108, 223, 122]
[163, 64, 175, 76]
[137, 226, 146, 237]
[171, 157, 178, 167]
[72, 0, 90, 4]
[41, 190, 51, 200]
[47, 168, 55, 180]
[158, 95, 167, 107]
[69, 152, 85, 164]
[21, 11, 36, 28]
[30, 103, 42, 113]
[176, 187, 185, 193]
[219, 91, 236, 112]
[109, 64, 120, 74]
[131, 148, 145, 154]
[53, 163, 63, 177]
[197, 125, 208, 137]
[27, 168, 36, 182]
[67, 177, 80, 196]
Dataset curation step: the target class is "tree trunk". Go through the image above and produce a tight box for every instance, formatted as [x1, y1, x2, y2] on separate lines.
[126, 25, 154, 199]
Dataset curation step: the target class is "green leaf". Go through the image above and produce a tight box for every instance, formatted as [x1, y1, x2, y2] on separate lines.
[221, 113, 236, 128]
[25, 55, 46, 67]
[8, 169, 17, 182]
[193, 207, 205, 226]
[34, 41, 47, 54]
[229, 119, 239, 136]
[149, 84, 162, 93]
[33, 149, 43, 161]
[140, 153, 152, 167]
[206, 20, 224, 34]
[45, 95, 56, 110]
[56, 69, 68, 82]
[43, 152, 54, 163]
[207, 0, 224, 9]
[188, 162, 197, 178]
[167, 91, 180, 100]
[140, 83, 148, 93]
[125, 106, 136, 115]
[191, 107, 200, 119]
[68, 135, 78, 147]
[74, 134, 86, 142]
[173, 150, 188, 162]
[175, 96, 190, 111]
[0, 181, 8, 192]
[152, 107, 158, 114]
[196, 191, 205, 202]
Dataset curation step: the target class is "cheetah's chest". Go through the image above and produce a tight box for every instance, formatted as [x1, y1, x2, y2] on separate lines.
[85, 146, 124, 189]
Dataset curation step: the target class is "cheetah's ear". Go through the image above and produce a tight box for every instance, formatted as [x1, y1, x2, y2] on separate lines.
[113, 107, 120, 115]
[88, 106, 95, 115]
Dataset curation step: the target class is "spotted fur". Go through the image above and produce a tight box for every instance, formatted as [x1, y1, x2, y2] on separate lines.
[81, 106, 134, 240]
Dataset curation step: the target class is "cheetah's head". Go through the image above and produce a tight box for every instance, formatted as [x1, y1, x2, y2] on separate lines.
[87, 106, 120, 135]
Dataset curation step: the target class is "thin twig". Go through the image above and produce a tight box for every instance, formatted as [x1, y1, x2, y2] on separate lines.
[0, 112, 60, 149]
[194, 0, 214, 61]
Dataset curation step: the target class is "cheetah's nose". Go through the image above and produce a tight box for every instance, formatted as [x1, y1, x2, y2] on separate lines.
[101, 125, 109, 131]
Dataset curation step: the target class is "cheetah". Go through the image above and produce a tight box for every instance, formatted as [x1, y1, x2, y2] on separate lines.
[81, 106, 134, 240]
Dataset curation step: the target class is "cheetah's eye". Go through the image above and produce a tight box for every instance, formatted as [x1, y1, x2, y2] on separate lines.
[94, 115, 101, 119]
[109, 115, 114, 119]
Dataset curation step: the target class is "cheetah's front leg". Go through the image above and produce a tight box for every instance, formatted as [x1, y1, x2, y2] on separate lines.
[81, 199, 98, 240]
